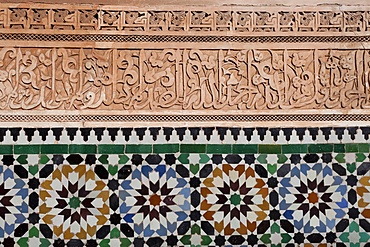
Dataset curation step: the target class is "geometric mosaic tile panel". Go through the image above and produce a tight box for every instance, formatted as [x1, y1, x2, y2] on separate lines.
[1, 127, 370, 246]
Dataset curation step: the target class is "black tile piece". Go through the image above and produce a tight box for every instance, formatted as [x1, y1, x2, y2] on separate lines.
[109, 194, 119, 211]
[229, 127, 240, 141]
[308, 128, 319, 141]
[191, 190, 200, 208]
[243, 128, 254, 141]
[176, 165, 189, 178]
[190, 210, 201, 221]
[120, 223, 134, 237]
[269, 128, 280, 142]
[333, 163, 346, 176]
[146, 237, 164, 247]
[175, 127, 186, 141]
[3, 237, 15, 247]
[269, 209, 280, 221]
[23, 128, 36, 142]
[347, 127, 358, 140]
[109, 213, 121, 225]
[133, 238, 144, 247]
[40, 224, 53, 238]
[348, 189, 357, 205]
[255, 164, 267, 178]
[215, 235, 226, 246]
[53, 239, 65, 247]
[93, 128, 105, 141]
[325, 232, 336, 243]
[320, 127, 332, 141]
[134, 128, 147, 141]
[14, 165, 28, 178]
[66, 128, 78, 141]
[303, 154, 319, 163]
[277, 164, 290, 177]
[216, 127, 228, 141]
[336, 219, 349, 232]
[246, 234, 258, 245]
[203, 127, 215, 141]
[86, 240, 98, 247]
[52, 155, 64, 165]
[28, 213, 40, 224]
[96, 225, 110, 239]
[290, 154, 301, 164]
[348, 207, 360, 219]
[346, 175, 358, 187]
[358, 162, 370, 175]
[267, 178, 278, 189]
[118, 165, 132, 179]
[145, 154, 162, 165]
[211, 154, 223, 165]
[200, 164, 213, 178]
[10, 128, 21, 142]
[228, 236, 245, 245]
[107, 128, 119, 141]
[85, 154, 97, 165]
[177, 222, 190, 235]
[39, 165, 54, 178]
[190, 177, 200, 188]
[360, 127, 370, 140]
[244, 154, 255, 165]
[131, 154, 144, 165]
[360, 219, 370, 231]
[163, 127, 174, 141]
[66, 154, 83, 165]
[294, 128, 306, 141]
[0, 128, 7, 142]
[80, 128, 92, 142]
[14, 223, 28, 237]
[293, 233, 304, 243]
[166, 235, 178, 246]
[2, 155, 14, 165]
[280, 220, 294, 233]
[282, 128, 293, 141]
[188, 127, 200, 141]
[201, 221, 214, 235]
[108, 179, 119, 191]
[334, 127, 345, 140]
[95, 165, 109, 179]
[225, 154, 242, 164]
[164, 154, 176, 165]
[38, 128, 50, 141]
[29, 192, 39, 210]
[67, 240, 83, 247]
[307, 233, 324, 243]
[256, 127, 268, 141]
[321, 153, 332, 163]
[257, 221, 270, 234]
[149, 127, 160, 141]
[51, 128, 63, 141]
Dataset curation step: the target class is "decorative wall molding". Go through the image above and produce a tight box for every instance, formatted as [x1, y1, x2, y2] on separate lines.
[1, 3, 370, 124]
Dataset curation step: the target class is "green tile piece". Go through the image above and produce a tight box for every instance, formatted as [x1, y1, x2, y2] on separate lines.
[259, 145, 281, 154]
[178, 153, 189, 164]
[257, 154, 267, 163]
[232, 144, 258, 154]
[0, 145, 13, 154]
[98, 155, 109, 164]
[334, 144, 345, 153]
[282, 144, 307, 154]
[345, 143, 358, 152]
[70, 144, 96, 154]
[118, 155, 129, 164]
[14, 145, 40, 154]
[190, 163, 199, 174]
[207, 144, 231, 154]
[17, 238, 27, 247]
[335, 153, 345, 163]
[41, 144, 68, 154]
[308, 144, 333, 153]
[29, 165, 38, 175]
[181, 144, 206, 153]
[108, 165, 118, 175]
[40, 239, 51, 247]
[153, 144, 179, 153]
[98, 144, 124, 154]
[359, 143, 369, 152]
[125, 144, 152, 154]
[16, 155, 28, 164]
[268, 164, 277, 174]
[356, 153, 366, 162]
[121, 238, 132, 247]
[199, 154, 210, 164]
[39, 155, 50, 164]
[277, 154, 288, 164]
